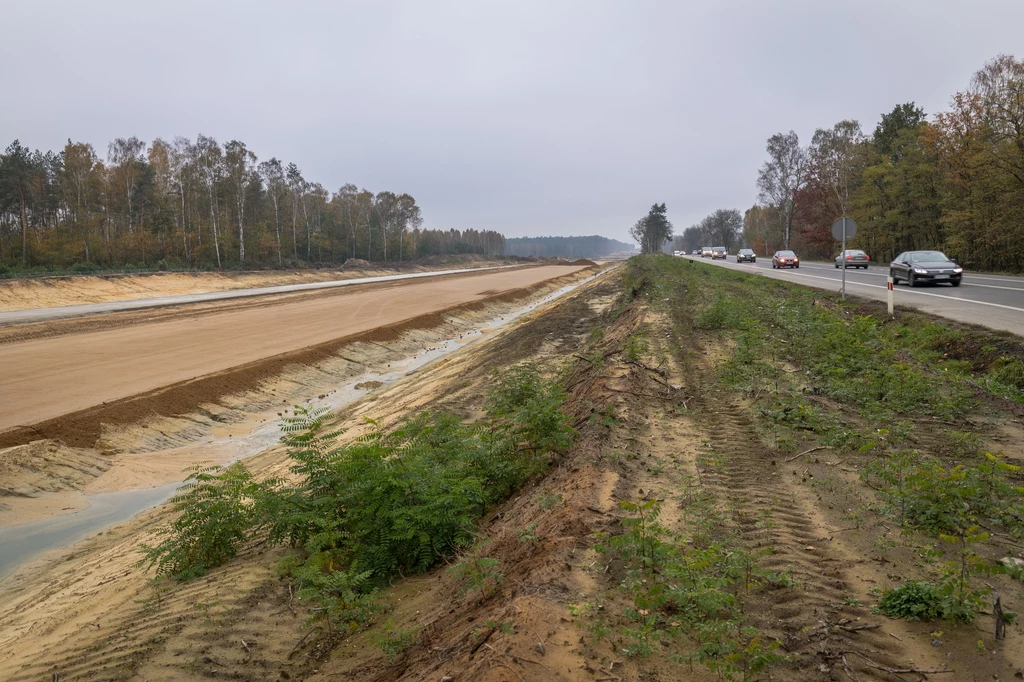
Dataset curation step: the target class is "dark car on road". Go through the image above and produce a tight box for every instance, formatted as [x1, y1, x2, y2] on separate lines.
[835, 249, 870, 269]
[772, 250, 800, 269]
[711, 246, 727, 260]
[890, 250, 963, 287]
[736, 248, 756, 263]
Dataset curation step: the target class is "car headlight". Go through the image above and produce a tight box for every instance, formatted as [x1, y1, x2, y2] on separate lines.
[953, 267, 963, 273]
[913, 268, 928, 274]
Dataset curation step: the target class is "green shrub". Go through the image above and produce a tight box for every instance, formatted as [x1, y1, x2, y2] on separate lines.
[70, 261, 100, 274]
[138, 463, 256, 580]
[874, 580, 942, 620]
[992, 359, 1024, 391]
[140, 365, 572, 632]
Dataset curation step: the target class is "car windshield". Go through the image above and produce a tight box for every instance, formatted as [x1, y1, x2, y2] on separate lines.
[909, 251, 950, 262]
[713, 247, 725, 251]
[777, 251, 796, 257]
[847, 250, 865, 256]
[740, 249, 753, 254]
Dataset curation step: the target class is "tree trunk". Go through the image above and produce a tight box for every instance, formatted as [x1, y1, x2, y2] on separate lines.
[237, 191, 245, 264]
[273, 194, 282, 265]
[301, 198, 310, 260]
[18, 186, 28, 264]
[291, 198, 298, 259]
[209, 183, 221, 268]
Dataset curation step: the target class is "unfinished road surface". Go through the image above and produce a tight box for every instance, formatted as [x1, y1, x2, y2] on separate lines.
[0, 265, 589, 435]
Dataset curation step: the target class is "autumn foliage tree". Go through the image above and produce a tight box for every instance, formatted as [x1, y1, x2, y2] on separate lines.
[749, 54, 1024, 272]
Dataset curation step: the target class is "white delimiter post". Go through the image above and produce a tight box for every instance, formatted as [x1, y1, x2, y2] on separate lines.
[887, 275, 894, 316]
[840, 217, 847, 301]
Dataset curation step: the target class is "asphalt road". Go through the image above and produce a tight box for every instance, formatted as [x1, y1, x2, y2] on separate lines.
[683, 255, 1024, 337]
[0, 265, 520, 326]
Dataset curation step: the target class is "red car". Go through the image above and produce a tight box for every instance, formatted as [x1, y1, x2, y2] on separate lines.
[772, 250, 800, 269]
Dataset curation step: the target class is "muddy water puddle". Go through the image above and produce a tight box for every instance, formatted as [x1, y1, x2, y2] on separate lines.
[0, 269, 611, 580]
[0, 482, 179, 579]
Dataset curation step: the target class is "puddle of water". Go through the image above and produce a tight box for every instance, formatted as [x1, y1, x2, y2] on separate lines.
[0, 482, 180, 579]
[0, 268, 612, 580]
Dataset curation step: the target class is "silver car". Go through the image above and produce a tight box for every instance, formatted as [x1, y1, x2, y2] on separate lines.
[835, 249, 870, 269]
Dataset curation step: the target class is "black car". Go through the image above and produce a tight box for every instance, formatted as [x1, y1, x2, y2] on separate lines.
[890, 250, 963, 287]
[736, 248, 756, 263]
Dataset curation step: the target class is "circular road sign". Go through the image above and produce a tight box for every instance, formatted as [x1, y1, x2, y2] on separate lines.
[831, 217, 858, 241]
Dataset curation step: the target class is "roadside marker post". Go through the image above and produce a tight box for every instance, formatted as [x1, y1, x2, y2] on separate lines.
[831, 217, 858, 301]
[887, 276, 894, 316]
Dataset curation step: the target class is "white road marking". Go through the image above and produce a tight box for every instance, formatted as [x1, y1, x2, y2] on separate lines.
[762, 268, 1024, 314]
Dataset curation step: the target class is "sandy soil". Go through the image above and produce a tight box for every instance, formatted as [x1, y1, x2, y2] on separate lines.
[0, 258, 510, 312]
[0, 266, 614, 682]
[0, 267, 600, 529]
[2, 265, 1022, 681]
[0, 265, 587, 435]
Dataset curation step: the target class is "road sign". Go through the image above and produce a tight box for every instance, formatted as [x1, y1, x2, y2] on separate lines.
[831, 217, 857, 241]
[832, 217, 858, 300]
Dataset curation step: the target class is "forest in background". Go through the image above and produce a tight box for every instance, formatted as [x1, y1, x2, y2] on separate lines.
[746, 54, 1024, 272]
[0, 135, 505, 273]
[504, 235, 635, 258]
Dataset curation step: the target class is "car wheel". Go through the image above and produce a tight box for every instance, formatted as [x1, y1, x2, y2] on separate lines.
[835, 262, 839, 269]
[951, 279, 961, 287]
[908, 272, 916, 287]
[795, 264, 799, 269]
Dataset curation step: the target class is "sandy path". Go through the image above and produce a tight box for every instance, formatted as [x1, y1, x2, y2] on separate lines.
[0, 265, 585, 433]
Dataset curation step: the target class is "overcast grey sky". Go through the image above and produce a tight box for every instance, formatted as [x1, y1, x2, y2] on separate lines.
[3, 0, 1023, 242]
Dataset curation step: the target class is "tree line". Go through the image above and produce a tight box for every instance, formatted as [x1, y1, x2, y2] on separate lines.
[505, 235, 635, 259]
[671, 209, 743, 254]
[0, 135, 506, 271]
[746, 54, 1024, 272]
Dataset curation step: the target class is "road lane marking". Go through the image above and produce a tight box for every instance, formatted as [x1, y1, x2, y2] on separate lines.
[687, 256, 1024, 315]
[788, 262, 1024, 290]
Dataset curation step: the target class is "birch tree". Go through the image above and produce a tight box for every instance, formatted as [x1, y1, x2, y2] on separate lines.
[107, 137, 146, 234]
[756, 131, 807, 249]
[258, 158, 286, 265]
[224, 140, 256, 264]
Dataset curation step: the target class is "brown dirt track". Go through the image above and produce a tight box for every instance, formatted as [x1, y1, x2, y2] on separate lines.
[0, 265, 588, 445]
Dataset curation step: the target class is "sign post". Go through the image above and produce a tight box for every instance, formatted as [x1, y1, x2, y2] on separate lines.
[887, 275, 894, 315]
[831, 217, 858, 300]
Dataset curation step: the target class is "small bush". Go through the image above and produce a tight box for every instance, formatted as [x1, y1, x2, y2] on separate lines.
[70, 261, 100, 274]
[138, 463, 255, 581]
[140, 365, 572, 634]
[992, 359, 1024, 391]
[874, 580, 942, 620]
[697, 298, 736, 330]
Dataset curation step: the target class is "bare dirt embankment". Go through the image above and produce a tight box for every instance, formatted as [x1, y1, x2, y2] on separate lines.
[0, 265, 588, 439]
[0, 256, 515, 312]
[0, 265, 617, 682]
[3, 259, 1023, 681]
[0, 265, 599, 529]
